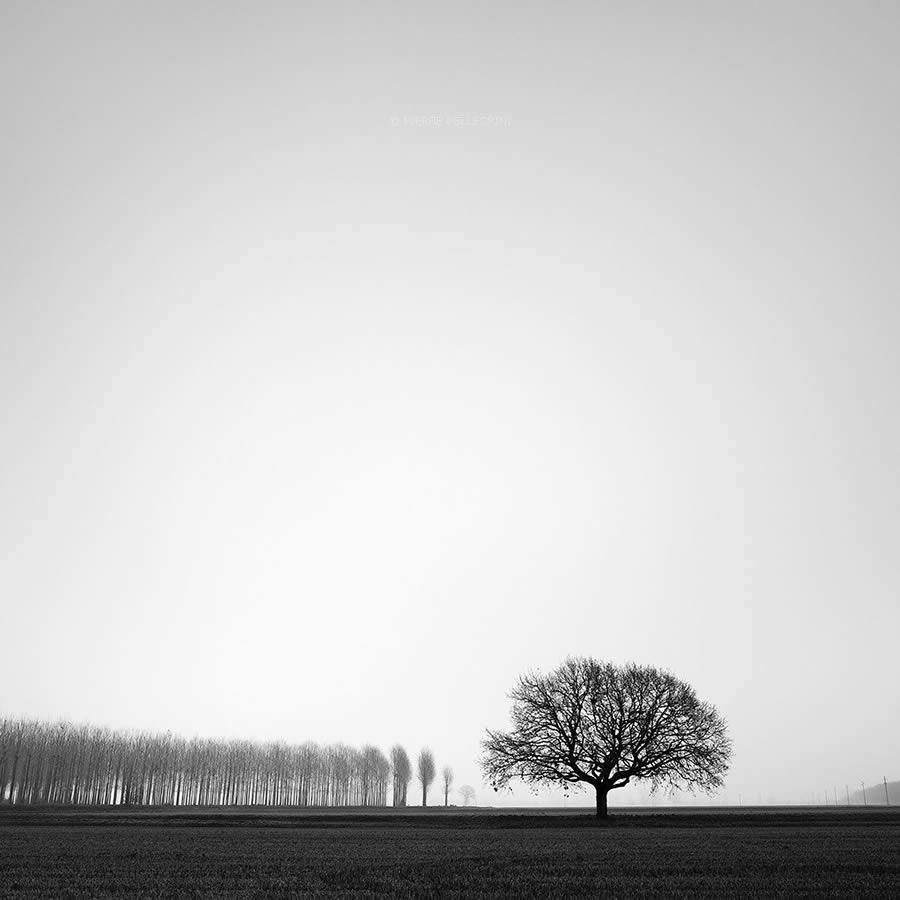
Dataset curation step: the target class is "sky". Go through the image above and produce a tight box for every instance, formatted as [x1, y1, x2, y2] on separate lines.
[2, 1, 898, 808]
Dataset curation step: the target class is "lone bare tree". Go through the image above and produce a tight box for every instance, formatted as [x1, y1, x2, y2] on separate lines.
[442, 765, 453, 806]
[458, 784, 476, 806]
[417, 748, 435, 807]
[482, 657, 731, 818]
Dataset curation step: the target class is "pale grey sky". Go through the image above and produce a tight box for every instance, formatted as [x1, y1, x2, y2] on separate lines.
[2, 1, 898, 807]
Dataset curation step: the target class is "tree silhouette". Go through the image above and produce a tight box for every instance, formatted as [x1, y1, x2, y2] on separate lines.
[441, 765, 453, 806]
[482, 657, 731, 818]
[458, 784, 476, 806]
[416, 748, 435, 807]
[390, 744, 412, 807]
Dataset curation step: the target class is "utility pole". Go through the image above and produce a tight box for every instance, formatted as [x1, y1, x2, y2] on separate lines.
[884, 777, 890, 806]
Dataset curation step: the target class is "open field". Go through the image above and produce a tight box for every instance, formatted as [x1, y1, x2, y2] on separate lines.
[2, 807, 898, 898]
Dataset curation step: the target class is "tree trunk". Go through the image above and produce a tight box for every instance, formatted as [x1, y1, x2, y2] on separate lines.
[422, 784, 427, 807]
[595, 785, 609, 819]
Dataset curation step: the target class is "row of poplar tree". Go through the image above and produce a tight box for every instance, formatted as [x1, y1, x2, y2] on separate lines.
[0, 718, 447, 808]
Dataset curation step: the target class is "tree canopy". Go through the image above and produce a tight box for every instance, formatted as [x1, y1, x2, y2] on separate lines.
[481, 657, 732, 817]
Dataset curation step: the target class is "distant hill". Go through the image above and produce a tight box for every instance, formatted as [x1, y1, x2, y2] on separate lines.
[849, 780, 899, 806]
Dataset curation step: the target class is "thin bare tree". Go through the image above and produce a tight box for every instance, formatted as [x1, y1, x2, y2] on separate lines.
[442, 765, 453, 806]
[390, 744, 412, 807]
[417, 748, 435, 807]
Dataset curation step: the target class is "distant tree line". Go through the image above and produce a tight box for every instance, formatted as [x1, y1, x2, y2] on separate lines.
[0, 718, 449, 808]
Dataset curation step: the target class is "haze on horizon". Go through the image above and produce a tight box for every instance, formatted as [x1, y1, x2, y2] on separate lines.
[2, 1, 898, 808]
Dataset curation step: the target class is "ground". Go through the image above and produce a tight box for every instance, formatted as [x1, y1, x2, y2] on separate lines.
[1, 807, 898, 898]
